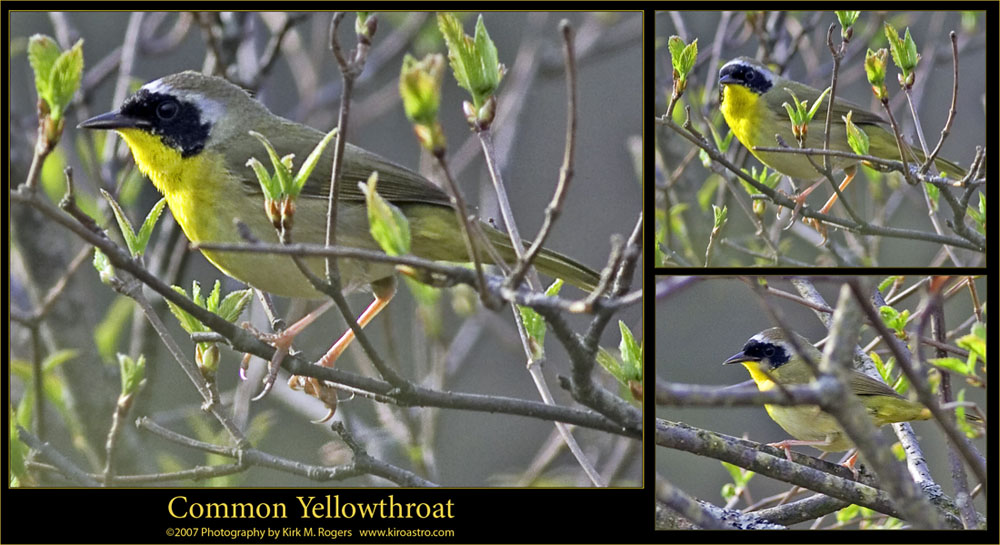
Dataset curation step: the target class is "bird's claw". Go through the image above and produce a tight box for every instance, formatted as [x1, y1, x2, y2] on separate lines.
[805, 217, 830, 245]
[288, 375, 339, 423]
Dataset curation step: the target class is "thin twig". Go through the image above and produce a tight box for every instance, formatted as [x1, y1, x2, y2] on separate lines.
[506, 20, 578, 290]
[921, 31, 960, 175]
[102, 400, 128, 485]
[17, 426, 100, 487]
[430, 154, 491, 304]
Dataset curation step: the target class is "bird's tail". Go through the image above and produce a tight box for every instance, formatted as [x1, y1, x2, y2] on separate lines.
[482, 226, 601, 292]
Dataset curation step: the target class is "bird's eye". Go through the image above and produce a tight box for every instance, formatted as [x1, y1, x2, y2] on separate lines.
[763, 346, 775, 357]
[745, 71, 755, 81]
[156, 100, 179, 121]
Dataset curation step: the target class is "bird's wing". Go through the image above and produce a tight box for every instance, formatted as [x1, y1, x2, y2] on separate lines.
[229, 119, 452, 207]
[820, 93, 887, 127]
[848, 370, 905, 398]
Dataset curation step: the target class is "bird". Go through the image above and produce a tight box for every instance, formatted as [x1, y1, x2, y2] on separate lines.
[722, 327, 979, 469]
[717, 57, 966, 234]
[79, 71, 600, 416]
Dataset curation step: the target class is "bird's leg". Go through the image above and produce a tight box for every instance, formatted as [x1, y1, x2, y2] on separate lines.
[784, 179, 824, 230]
[806, 165, 857, 243]
[840, 449, 861, 480]
[288, 277, 397, 423]
[766, 438, 833, 462]
[247, 299, 335, 401]
[317, 277, 396, 369]
[819, 165, 858, 215]
[767, 439, 861, 480]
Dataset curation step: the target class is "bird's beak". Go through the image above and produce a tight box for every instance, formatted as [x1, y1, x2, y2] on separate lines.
[718, 73, 738, 86]
[723, 350, 758, 366]
[78, 110, 150, 130]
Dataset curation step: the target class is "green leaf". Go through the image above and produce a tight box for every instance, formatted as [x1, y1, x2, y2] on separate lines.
[27, 35, 60, 101]
[836, 11, 860, 29]
[516, 284, 563, 362]
[956, 330, 985, 363]
[720, 482, 736, 501]
[954, 389, 978, 437]
[246, 156, 279, 201]
[189, 280, 202, 306]
[292, 127, 338, 196]
[135, 198, 167, 255]
[879, 304, 898, 322]
[47, 39, 84, 121]
[93, 248, 115, 284]
[472, 15, 501, 95]
[360, 172, 411, 257]
[719, 461, 753, 491]
[903, 28, 919, 69]
[118, 353, 146, 396]
[399, 53, 445, 125]
[101, 189, 139, 256]
[971, 321, 985, 341]
[437, 13, 471, 91]
[712, 204, 727, 230]
[971, 193, 986, 234]
[924, 182, 939, 212]
[206, 280, 222, 313]
[677, 39, 698, 76]
[837, 503, 861, 524]
[596, 347, 624, 383]
[865, 48, 889, 100]
[592, 320, 643, 389]
[928, 356, 970, 376]
[884, 23, 903, 65]
[885, 23, 920, 86]
[667, 36, 685, 66]
[877, 276, 900, 293]
[544, 279, 564, 298]
[805, 86, 832, 120]
[668, 36, 698, 80]
[518, 304, 545, 360]
[100, 189, 163, 258]
[42, 349, 79, 373]
[218, 289, 253, 323]
[870, 350, 889, 380]
[878, 305, 908, 333]
[843, 111, 870, 156]
[437, 13, 502, 109]
[249, 131, 292, 195]
[354, 12, 372, 38]
[165, 285, 207, 335]
[721, 461, 743, 483]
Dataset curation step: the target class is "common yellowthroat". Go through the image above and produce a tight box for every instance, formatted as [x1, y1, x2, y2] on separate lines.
[79, 71, 600, 403]
[723, 327, 975, 460]
[79, 71, 599, 298]
[718, 57, 966, 220]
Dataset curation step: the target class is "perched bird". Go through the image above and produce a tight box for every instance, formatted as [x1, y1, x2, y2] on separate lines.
[79, 71, 599, 415]
[718, 57, 966, 230]
[723, 327, 978, 467]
